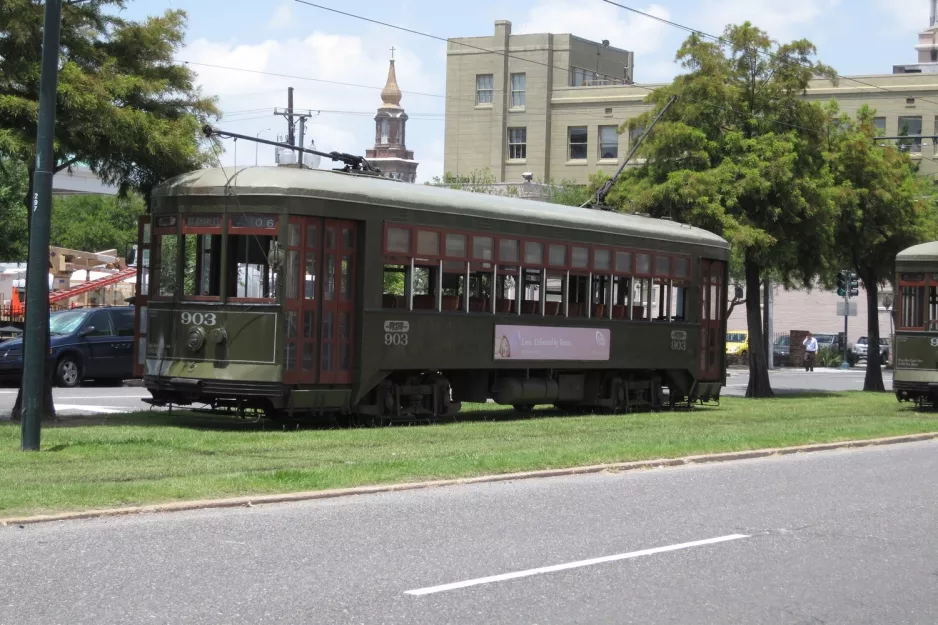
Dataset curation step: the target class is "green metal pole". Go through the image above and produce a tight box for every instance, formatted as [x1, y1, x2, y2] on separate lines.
[21, 0, 63, 451]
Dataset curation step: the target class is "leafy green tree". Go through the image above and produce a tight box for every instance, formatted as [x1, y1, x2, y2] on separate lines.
[0, 154, 28, 261]
[50, 193, 146, 256]
[1, 0, 219, 420]
[824, 103, 938, 391]
[608, 23, 836, 397]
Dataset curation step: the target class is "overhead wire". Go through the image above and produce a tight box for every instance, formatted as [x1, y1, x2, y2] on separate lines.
[600, 0, 938, 111]
[291, 0, 823, 136]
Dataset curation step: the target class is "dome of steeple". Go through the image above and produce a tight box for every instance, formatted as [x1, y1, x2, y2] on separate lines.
[381, 59, 403, 107]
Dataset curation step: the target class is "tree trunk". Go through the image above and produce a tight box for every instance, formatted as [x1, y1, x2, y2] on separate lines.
[744, 257, 774, 397]
[11, 166, 57, 423]
[863, 276, 886, 392]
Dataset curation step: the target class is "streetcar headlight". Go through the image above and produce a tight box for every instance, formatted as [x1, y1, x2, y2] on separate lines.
[186, 326, 206, 351]
[209, 327, 227, 345]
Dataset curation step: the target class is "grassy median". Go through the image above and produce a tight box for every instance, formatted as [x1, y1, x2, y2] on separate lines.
[0, 392, 936, 518]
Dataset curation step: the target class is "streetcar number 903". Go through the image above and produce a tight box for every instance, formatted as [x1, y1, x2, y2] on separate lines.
[180, 312, 217, 326]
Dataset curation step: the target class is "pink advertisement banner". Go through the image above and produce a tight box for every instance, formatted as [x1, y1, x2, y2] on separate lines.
[494, 325, 611, 361]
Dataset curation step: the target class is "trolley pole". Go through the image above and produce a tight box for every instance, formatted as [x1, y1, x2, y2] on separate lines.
[21, 0, 63, 451]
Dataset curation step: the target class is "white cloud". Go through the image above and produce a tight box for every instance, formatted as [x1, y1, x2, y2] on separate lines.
[874, 0, 929, 33]
[181, 31, 445, 182]
[690, 0, 843, 43]
[267, 2, 294, 30]
[516, 1, 673, 55]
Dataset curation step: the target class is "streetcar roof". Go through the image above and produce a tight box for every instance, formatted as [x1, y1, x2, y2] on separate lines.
[153, 166, 729, 250]
[897, 240, 938, 263]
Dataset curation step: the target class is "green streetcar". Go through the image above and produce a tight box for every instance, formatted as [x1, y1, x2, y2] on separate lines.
[131, 164, 730, 420]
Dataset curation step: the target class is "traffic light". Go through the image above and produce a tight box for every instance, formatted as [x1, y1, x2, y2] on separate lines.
[836, 271, 847, 297]
[848, 272, 859, 297]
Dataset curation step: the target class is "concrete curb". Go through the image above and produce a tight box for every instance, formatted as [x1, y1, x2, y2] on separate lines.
[2, 432, 936, 527]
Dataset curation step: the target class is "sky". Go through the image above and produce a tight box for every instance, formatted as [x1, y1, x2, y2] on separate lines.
[121, 0, 933, 182]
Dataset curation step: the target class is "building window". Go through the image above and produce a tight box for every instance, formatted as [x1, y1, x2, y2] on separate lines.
[476, 74, 493, 105]
[508, 127, 527, 160]
[629, 125, 645, 147]
[379, 118, 389, 144]
[898, 116, 922, 153]
[510, 73, 526, 108]
[568, 126, 588, 160]
[873, 117, 886, 136]
[599, 125, 618, 160]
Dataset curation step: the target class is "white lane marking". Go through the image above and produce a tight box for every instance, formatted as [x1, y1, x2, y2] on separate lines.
[404, 534, 751, 596]
[57, 395, 149, 400]
[54, 404, 126, 414]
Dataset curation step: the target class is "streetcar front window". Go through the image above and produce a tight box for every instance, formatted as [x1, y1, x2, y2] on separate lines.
[183, 234, 222, 298]
[227, 235, 278, 299]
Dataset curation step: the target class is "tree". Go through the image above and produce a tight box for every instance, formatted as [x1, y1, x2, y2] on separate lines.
[606, 23, 836, 397]
[50, 193, 146, 256]
[1, 1, 220, 420]
[824, 103, 938, 391]
[0, 154, 28, 261]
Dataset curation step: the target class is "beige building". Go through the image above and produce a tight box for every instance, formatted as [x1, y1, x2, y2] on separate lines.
[445, 20, 938, 185]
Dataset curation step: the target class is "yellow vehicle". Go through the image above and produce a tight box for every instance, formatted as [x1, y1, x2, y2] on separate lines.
[726, 330, 749, 356]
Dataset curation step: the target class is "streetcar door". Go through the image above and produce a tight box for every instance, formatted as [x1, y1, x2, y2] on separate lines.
[282, 218, 358, 386]
[698, 259, 725, 380]
[131, 215, 150, 379]
[319, 220, 357, 385]
[283, 217, 320, 385]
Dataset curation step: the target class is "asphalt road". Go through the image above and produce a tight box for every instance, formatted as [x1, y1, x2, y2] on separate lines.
[2, 440, 936, 625]
[725, 367, 892, 396]
[0, 384, 152, 420]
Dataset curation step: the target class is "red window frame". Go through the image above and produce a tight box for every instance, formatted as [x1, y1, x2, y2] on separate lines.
[180, 215, 223, 302]
[897, 272, 927, 331]
[633, 251, 653, 278]
[227, 215, 278, 304]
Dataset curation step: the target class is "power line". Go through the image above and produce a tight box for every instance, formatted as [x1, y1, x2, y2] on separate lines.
[292, 0, 821, 136]
[600, 0, 938, 111]
[182, 60, 450, 101]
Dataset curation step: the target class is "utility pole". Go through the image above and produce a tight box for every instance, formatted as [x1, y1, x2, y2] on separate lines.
[765, 279, 774, 369]
[274, 88, 315, 167]
[297, 117, 306, 168]
[21, 0, 63, 451]
[274, 87, 296, 147]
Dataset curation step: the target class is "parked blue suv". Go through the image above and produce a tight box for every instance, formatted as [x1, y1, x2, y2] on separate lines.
[0, 306, 136, 387]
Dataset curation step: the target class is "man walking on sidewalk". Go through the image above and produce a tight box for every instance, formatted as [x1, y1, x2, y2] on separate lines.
[803, 332, 819, 372]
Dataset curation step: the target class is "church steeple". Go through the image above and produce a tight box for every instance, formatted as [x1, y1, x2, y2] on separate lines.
[381, 57, 403, 108]
[366, 50, 418, 183]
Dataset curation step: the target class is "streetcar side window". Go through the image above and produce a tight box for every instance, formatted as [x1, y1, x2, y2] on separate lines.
[899, 282, 925, 330]
[381, 221, 696, 322]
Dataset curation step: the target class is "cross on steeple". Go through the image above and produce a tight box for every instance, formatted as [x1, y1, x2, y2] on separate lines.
[390, 46, 396, 60]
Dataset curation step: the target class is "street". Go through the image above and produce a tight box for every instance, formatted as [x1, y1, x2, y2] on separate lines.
[724, 367, 892, 396]
[0, 384, 152, 420]
[1, 440, 935, 624]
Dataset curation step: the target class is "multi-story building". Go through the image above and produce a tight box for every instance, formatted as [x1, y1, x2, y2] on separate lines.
[894, 0, 938, 74]
[445, 20, 938, 185]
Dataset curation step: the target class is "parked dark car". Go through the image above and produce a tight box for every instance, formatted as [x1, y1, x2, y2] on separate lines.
[852, 336, 889, 361]
[0, 306, 136, 387]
